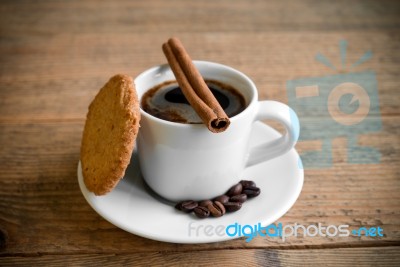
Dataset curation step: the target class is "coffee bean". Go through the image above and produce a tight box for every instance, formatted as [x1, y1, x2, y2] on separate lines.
[175, 180, 260, 218]
[194, 206, 210, 218]
[240, 180, 256, 188]
[230, 193, 247, 203]
[213, 194, 230, 204]
[175, 200, 198, 213]
[242, 186, 261, 198]
[199, 200, 212, 207]
[207, 201, 226, 217]
[215, 201, 226, 215]
[226, 183, 243, 196]
[224, 201, 242, 212]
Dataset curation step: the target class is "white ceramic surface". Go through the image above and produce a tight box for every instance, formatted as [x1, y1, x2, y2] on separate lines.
[78, 122, 304, 244]
[135, 61, 300, 201]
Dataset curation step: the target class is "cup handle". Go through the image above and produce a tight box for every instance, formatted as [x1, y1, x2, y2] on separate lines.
[246, 101, 300, 167]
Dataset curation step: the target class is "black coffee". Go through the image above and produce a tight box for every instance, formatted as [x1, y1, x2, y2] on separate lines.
[141, 79, 246, 123]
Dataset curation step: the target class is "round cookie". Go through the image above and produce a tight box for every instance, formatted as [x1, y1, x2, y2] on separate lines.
[81, 74, 140, 195]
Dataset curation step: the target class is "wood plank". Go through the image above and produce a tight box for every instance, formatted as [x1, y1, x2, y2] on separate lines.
[1, 0, 399, 35]
[0, 121, 399, 254]
[1, 0, 400, 263]
[0, 32, 399, 121]
[1, 247, 400, 266]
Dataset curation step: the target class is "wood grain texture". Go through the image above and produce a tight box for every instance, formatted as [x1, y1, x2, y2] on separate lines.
[0, 122, 398, 254]
[0, 0, 399, 265]
[0, 0, 399, 34]
[1, 247, 400, 266]
[0, 32, 399, 121]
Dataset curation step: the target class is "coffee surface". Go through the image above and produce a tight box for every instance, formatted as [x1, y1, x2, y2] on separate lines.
[141, 79, 245, 123]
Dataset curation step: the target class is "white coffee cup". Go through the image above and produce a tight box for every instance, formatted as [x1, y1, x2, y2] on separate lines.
[135, 61, 299, 202]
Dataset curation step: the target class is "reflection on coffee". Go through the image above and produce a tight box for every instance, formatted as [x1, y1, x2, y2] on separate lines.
[141, 79, 246, 123]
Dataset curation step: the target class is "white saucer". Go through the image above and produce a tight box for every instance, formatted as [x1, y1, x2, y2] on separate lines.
[77, 122, 304, 244]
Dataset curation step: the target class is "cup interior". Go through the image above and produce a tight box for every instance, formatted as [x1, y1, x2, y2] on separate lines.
[135, 61, 257, 123]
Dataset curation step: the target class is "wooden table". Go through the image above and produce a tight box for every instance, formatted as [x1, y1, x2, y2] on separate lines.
[1, 1, 399, 266]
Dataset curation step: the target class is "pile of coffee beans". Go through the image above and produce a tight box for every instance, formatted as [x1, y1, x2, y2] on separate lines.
[175, 180, 260, 218]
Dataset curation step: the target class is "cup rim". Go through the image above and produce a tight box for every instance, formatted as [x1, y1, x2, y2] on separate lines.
[134, 60, 258, 129]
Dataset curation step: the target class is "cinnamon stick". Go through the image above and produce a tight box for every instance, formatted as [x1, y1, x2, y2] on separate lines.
[162, 37, 230, 133]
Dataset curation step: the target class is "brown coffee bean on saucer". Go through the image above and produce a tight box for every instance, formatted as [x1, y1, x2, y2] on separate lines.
[207, 201, 226, 217]
[242, 186, 261, 198]
[240, 180, 256, 188]
[224, 201, 242, 212]
[175, 180, 259, 218]
[226, 183, 243, 196]
[175, 200, 198, 213]
[194, 206, 210, 218]
[213, 194, 230, 204]
[199, 200, 212, 207]
[230, 193, 247, 203]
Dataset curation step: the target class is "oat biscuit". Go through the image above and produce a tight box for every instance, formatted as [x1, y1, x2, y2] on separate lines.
[81, 74, 140, 195]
